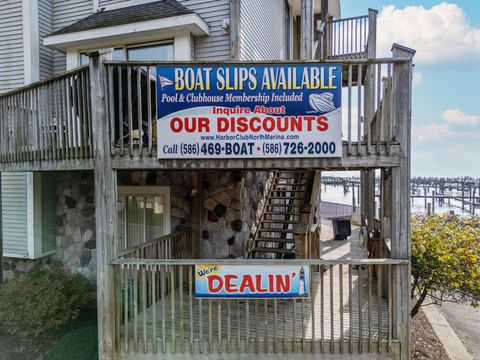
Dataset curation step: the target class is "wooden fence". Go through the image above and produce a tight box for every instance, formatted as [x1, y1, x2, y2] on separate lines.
[0, 66, 92, 163]
[119, 229, 192, 260]
[327, 15, 370, 59]
[111, 258, 407, 356]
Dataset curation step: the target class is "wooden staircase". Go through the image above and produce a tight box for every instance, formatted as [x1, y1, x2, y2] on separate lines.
[249, 171, 310, 259]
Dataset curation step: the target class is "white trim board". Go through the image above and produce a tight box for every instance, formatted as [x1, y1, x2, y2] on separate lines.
[44, 13, 209, 52]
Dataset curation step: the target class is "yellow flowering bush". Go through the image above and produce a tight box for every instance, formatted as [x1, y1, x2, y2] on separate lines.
[411, 214, 480, 317]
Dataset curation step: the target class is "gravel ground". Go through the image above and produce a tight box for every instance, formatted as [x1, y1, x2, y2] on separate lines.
[411, 307, 450, 360]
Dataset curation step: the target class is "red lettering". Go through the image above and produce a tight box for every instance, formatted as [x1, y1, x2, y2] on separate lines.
[239, 274, 256, 293]
[237, 117, 249, 132]
[304, 116, 316, 131]
[268, 274, 274, 292]
[316, 116, 329, 131]
[224, 275, 238, 292]
[198, 117, 210, 132]
[170, 117, 183, 133]
[255, 274, 268, 293]
[290, 116, 302, 131]
[207, 275, 223, 293]
[263, 117, 275, 132]
[250, 117, 261, 132]
[217, 117, 229, 132]
[276, 275, 290, 293]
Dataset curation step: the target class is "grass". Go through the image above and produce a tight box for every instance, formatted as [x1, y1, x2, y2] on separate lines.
[46, 325, 98, 360]
[0, 307, 97, 360]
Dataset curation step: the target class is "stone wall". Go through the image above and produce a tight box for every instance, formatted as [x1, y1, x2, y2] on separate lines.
[117, 170, 193, 232]
[56, 171, 96, 283]
[200, 171, 273, 258]
[2, 169, 272, 282]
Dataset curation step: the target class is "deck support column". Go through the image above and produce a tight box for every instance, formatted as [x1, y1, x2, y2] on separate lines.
[301, 0, 314, 60]
[391, 44, 415, 360]
[0, 172, 3, 285]
[90, 52, 118, 360]
[360, 9, 378, 230]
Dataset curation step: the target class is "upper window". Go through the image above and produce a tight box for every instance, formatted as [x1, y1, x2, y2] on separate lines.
[127, 43, 173, 61]
[80, 42, 173, 65]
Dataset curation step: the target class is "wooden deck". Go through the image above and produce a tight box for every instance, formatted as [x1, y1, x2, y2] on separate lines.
[117, 224, 396, 356]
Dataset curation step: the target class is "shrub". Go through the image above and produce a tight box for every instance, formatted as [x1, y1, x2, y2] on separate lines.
[411, 214, 480, 317]
[0, 266, 89, 338]
[46, 325, 98, 360]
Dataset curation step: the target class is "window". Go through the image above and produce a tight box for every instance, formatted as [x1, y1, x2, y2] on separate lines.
[79, 42, 173, 65]
[127, 42, 173, 61]
[117, 187, 171, 251]
[1, 172, 56, 259]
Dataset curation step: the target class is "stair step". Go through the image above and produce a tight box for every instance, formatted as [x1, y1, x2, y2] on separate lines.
[265, 211, 301, 215]
[271, 189, 305, 192]
[252, 247, 295, 254]
[267, 205, 301, 209]
[268, 196, 304, 200]
[261, 219, 299, 224]
[255, 237, 295, 243]
[259, 228, 294, 233]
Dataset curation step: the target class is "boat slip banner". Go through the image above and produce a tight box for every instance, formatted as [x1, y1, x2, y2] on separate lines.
[156, 64, 342, 159]
[194, 264, 310, 298]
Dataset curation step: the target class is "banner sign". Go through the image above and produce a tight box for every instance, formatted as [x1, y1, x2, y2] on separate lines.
[194, 264, 310, 298]
[156, 64, 342, 159]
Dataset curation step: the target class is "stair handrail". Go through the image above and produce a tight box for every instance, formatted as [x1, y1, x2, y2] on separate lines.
[246, 170, 279, 258]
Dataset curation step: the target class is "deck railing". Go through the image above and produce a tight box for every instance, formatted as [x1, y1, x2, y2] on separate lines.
[111, 258, 408, 355]
[327, 15, 370, 60]
[119, 229, 192, 260]
[0, 66, 92, 164]
[104, 58, 404, 161]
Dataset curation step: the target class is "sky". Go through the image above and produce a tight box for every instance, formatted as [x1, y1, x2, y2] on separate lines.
[341, 1, 480, 177]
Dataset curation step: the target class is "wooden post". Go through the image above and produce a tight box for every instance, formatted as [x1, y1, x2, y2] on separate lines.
[90, 52, 118, 360]
[366, 9, 378, 59]
[431, 191, 435, 214]
[321, 0, 329, 60]
[229, 0, 241, 61]
[0, 172, 2, 285]
[191, 171, 202, 259]
[390, 44, 415, 360]
[461, 177, 465, 210]
[361, 9, 378, 230]
[301, 0, 314, 60]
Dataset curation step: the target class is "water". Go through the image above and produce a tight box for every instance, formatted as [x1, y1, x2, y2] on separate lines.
[321, 184, 472, 216]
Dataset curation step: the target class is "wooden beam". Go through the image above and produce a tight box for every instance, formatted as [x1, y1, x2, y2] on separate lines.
[229, 0, 241, 61]
[0, 159, 93, 172]
[90, 52, 118, 360]
[301, 0, 314, 60]
[321, 0, 329, 60]
[0, 172, 2, 285]
[390, 43, 415, 360]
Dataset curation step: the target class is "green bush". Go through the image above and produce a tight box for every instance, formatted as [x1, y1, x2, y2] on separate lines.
[46, 325, 98, 360]
[411, 214, 480, 317]
[0, 266, 89, 338]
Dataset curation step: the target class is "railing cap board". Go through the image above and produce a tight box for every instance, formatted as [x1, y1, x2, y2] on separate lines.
[0, 65, 89, 99]
[102, 58, 411, 66]
[111, 258, 409, 266]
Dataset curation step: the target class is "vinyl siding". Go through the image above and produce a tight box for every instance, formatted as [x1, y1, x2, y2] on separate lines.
[178, 0, 230, 61]
[51, 0, 93, 74]
[39, 0, 54, 80]
[2, 173, 28, 258]
[239, 0, 285, 61]
[0, 0, 24, 94]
